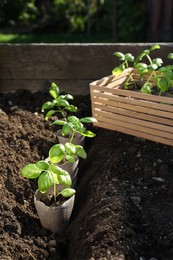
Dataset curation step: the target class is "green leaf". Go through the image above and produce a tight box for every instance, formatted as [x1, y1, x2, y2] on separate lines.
[52, 120, 66, 126]
[150, 44, 160, 51]
[141, 83, 152, 94]
[156, 77, 171, 92]
[49, 144, 65, 163]
[148, 64, 158, 71]
[22, 164, 42, 179]
[68, 116, 84, 132]
[38, 171, 53, 193]
[152, 58, 163, 67]
[61, 94, 74, 100]
[65, 142, 76, 155]
[62, 123, 72, 136]
[134, 49, 150, 64]
[45, 110, 57, 120]
[50, 82, 59, 99]
[66, 155, 76, 163]
[112, 66, 124, 76]
[164, 70, 173, 80]
[135, 63, 147, 70]
[58, 171, 72, 187]
[57, 96, 69, 107]
[75, 145, 87, 159]
[60, 188, 76, 198]
[80, 117, 97, 123]
[162, 65, 173, 71]
[124, 53, 134, 62]
[66, 105, 78, 112]
[81, 130, 96, 138]
[113, 52, 125, 61]
[36, 161, 49, 170]
[168, 53, 173, 59]
[50, 164, 65, 175]
[41, 101, 54, 112]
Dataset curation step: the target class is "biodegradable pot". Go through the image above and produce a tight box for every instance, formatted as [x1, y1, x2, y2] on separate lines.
[34, 186, 75, 234]
[59, 157, 79, 178]
[57, 129, 85, 146]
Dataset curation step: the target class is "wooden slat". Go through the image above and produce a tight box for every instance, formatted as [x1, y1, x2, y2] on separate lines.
[91, 91, 173, 112]
[95, 114, 173, 140]
[92, 103, 173, 126]
[92, 96, 173, 119]
[90, 85, 173, 105]
[94, 109, 173, 135]
[96, 121, 173, 147]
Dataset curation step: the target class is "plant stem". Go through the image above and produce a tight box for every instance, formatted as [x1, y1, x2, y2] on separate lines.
[70, 130, 75, 143]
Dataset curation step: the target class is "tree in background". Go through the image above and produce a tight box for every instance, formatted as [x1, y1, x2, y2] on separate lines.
[0, 0, 148, 42]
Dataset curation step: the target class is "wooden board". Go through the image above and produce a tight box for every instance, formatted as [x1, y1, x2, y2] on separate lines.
[1, 43, 173, 93]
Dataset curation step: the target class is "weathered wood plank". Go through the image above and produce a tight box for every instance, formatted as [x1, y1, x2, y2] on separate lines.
[0, 79, 90, 95]
[0, 43, 173, 93]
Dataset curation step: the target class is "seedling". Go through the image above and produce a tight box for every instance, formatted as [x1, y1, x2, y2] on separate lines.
[42, 82, 97, 142]
[52, 115, 97, 143]
[22, 160, 75, 203]
[112, 45, 173, 95]
[48, 142, 87, 164]
[41, 82, 78, 121]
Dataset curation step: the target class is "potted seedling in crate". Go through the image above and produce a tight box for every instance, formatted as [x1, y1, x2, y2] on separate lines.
[21, 157, 75, 234]
[90, 45, 173, 146]
[42, 82, 97, 145]
[112, 44, 173, 95]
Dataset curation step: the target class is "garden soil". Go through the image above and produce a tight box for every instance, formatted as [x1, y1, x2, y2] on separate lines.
[1, 89, 173, 260]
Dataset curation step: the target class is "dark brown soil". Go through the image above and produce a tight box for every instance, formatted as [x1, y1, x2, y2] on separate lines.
[1, 89, 173, 260]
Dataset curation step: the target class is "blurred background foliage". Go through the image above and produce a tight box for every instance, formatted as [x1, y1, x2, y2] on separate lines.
[0, 0, 148, 43]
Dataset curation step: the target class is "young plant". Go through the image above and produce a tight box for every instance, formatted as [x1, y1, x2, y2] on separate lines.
[42, 82, 97, 142]
[41, 82, 78, 121]
[52, 115, 97, 143]
[22, 160, 75, 203]
[112, 44, 173, 95]
[48, 142, 87, 165]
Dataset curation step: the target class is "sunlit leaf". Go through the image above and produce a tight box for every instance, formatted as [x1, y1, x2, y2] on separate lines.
[112, 66, 123, 76]
[49, 144, 65, 163]
[36, 161, 49, 170]
[22, 164, 42, 179]
[168, 53, 173, 59]
[75, 145, 87, 159]
[80, 117, 97, 123]
[125, 53, 134, 62]
[58, 171, 72, 187]
[141, 83, 152, 94]
[156, 77, 171, 92]
[41, 101, 54, 112]
[150, 44, 160, 51]
[113, 52, 125, 61]
[50, 82, 59, 99]
[38, 171, 53, 193]
[60, 188, 76, 198]
[45, 110, 57, 120]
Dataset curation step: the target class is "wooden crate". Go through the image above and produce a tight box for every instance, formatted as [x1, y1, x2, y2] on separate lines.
[90, 68, 173, 146]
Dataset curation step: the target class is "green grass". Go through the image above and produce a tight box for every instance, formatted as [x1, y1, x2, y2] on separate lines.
[0, 33, 112, 43]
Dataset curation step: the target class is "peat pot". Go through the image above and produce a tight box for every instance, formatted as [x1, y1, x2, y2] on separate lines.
[34, 186, 75, 234]
[90, 68, 173, 147]
[57, 129, 85, 146]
